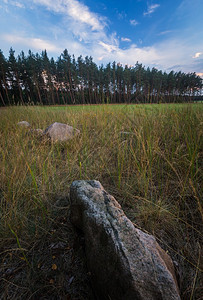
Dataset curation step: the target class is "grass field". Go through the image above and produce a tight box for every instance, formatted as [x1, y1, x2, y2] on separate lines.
[0, 103, 202, 299]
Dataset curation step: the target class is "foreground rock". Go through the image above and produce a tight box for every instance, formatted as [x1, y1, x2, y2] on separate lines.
[70, 180, 180, 300]
[43, 122, 80, 142]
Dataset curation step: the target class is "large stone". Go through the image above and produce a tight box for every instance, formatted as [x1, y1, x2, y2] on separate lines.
[70, 180, 180, 300]
[43, 122, 80, 142]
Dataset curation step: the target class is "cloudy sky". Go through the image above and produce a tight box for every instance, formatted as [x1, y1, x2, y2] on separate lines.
[0, 0, 202, 75]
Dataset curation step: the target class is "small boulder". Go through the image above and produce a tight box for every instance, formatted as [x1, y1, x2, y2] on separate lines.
[43, 122, 80, 142]
[29, 128, 44, 137]
[17, 121, 31, 128]
[70, 180, 180, 300]
[120, 131, 135, 137]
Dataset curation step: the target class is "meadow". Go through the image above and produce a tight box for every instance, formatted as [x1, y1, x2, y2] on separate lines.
[0, 103, 202, 299]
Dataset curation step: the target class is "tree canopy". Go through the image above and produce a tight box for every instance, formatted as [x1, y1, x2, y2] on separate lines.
[0, 48, 202, 106]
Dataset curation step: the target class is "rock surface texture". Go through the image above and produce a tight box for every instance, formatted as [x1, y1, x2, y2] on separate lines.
[70, 180, 180, 300]
[43, 122, 80, 142]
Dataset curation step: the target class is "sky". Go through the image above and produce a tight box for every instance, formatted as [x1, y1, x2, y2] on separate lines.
[0, 0, 203, 76]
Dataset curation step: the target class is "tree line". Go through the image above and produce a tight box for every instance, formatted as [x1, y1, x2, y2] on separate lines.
[0, 48, 202, 106]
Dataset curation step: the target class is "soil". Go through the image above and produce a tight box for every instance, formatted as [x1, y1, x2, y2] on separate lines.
[0, 198, 95, 300]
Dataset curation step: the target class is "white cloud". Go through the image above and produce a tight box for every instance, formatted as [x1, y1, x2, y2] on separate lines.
[30, 0, 108, 50]
[158, 30, 172, 36]
[130, 19, 138, 26]
[11, 1, 24, 8]
[117, 12, 126, 20]
[33, 0, 105, 31]
[144, 4, 160, 16]
[196, 73, 203, 78]
[98, 56, 104, 61]
[2, 0, 24, 7]
[91, 38, 203, 74]
[98, 44, 159, 66]
[98, 41, 118, 53]
[192, 52, 202, 58]
[3, 34, 62, 52]
[121, 37, 131, 42]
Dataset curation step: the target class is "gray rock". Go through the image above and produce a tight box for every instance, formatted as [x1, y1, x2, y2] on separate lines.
[70, 180, 180, 300]
[17, 121, 31, 127]
[43, 122, 80, 142]
[29, 128, 44, 137]
[120, 131, 135, 137]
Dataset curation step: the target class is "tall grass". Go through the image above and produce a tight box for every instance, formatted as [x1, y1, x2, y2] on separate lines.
[0, 103, 202, 299]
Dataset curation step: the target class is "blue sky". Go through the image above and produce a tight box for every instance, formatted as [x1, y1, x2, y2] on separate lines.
[0, 0, 202, 76]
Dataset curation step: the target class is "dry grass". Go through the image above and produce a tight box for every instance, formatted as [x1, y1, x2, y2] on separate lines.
[0, 103, 202, 299]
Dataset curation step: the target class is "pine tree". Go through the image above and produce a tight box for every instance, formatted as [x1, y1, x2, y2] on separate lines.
[0, 50, 9, 105]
